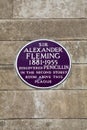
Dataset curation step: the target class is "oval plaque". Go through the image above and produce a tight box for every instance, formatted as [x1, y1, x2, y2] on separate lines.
[15, 39, 71, 89]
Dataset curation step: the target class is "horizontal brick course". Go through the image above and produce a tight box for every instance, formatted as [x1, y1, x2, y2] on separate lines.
[3, 119, 83, 130]
[0, 19, 87, 40]
[0, 90, 87, 119]
[13, 0, 87, 18]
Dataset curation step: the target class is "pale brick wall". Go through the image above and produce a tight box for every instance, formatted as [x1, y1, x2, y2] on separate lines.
[0, 0, 87, 129]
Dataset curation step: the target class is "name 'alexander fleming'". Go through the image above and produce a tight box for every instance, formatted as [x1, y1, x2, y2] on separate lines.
[24, 47, 63, 59]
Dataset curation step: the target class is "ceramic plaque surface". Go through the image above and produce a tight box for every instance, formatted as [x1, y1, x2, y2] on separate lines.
[15, 39, 71, 89]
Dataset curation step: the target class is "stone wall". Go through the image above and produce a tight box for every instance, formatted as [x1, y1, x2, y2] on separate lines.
[0, 0, 87, 129]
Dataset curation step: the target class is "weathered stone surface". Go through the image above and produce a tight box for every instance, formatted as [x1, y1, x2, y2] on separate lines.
[81, 120, 87, 129]
[61, 41, 87, 63]
[0, 41, 27, 64]
[0, 91, 34, 119]
[1, 119, 87, 130]
[63, 64, 87, 89]
[0, 67, 31, 90]
[0, 0, 13, 18]
[0, 19, 87, 40]
[0, 121, 4, 130]
[0, 90, 87, 119]
[3, 119, 82, 130]
[0, 41, 87, 64]
[0, 65, 86, 90]
[13, 0, 87, 18]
